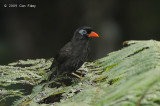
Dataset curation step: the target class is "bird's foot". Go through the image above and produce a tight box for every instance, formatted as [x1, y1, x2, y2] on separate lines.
[72, 72, 83, 79]
[61, 81, 66, 87]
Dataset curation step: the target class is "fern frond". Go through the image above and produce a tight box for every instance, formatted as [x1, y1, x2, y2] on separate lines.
[1, 40, 160, 106]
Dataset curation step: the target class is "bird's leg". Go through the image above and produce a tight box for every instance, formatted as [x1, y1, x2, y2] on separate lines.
[72, 72, 83, 79]
[61, 81, 66, 87]
[80, 70, 83, 77]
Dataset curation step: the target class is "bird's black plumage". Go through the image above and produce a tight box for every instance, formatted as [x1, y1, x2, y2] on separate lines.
[49, 26, 98, 81]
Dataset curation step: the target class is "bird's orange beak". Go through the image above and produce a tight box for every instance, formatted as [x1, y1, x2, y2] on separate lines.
[88, 31, 99, 37]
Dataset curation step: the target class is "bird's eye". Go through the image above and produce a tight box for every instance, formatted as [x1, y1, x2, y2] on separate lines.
[79, 29, 87, 35]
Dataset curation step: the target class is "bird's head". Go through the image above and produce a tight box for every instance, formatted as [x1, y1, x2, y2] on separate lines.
[73, 26, 99, 40]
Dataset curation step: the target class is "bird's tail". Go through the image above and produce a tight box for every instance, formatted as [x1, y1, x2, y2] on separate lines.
[48, 59, 59, 81]
[48, 67, 58, 81]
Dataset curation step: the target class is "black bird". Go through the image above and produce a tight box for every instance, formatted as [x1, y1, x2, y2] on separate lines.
[49, 26, 99, 81]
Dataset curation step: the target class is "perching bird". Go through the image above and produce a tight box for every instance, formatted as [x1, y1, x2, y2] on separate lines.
[49, 26, 99, 81]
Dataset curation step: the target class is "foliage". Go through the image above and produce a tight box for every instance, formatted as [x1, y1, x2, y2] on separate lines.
[1, 40, 160, 106]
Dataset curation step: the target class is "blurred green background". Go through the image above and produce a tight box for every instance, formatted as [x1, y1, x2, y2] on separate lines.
[0, 0, 160, 65]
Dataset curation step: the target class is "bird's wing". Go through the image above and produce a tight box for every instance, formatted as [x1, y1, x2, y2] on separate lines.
[55, 42, 72, 64]
[50, 42, 72, 70]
